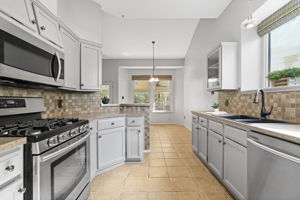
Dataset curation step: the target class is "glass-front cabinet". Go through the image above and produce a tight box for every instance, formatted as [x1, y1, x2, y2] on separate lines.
[207, 42, 238, 91]
[207, 47, 221, 90]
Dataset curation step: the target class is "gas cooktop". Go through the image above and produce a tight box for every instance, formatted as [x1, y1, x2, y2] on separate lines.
[0, 118, 89, 142]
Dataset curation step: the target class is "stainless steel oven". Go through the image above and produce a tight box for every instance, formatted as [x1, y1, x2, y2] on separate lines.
[0, 16, 64, 87]
[33, 132, 90, 200]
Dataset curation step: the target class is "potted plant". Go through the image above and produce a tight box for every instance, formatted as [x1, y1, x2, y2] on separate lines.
[212, 103, 220, 112]
[267, 67, 300, 87]
[101, 96, 110, 104]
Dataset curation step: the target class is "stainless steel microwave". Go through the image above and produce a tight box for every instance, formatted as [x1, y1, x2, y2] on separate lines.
[0, 17, 64, 87]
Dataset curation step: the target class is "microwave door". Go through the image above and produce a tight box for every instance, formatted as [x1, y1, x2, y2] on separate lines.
[0, 29, 64, 87]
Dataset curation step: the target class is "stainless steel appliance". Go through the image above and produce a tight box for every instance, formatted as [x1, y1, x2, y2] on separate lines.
[0, 15, 64, 87]
[247, 131, 300, 200]
[0, 97, 90, 200]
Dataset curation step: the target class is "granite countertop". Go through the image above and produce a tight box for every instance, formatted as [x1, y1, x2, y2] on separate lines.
[65, 111, 145, 121]
[192, 111, 300, 144]
[100, 103, 150, 107]
[0, 137, 27, 152]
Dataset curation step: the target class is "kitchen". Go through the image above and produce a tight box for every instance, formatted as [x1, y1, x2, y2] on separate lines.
[0, 0, 299, 200]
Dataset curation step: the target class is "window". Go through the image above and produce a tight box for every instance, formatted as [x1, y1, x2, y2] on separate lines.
[133, 80, 150, 104]
[132, 75, 172, 112]
[268, 15, 300, 85]
[154, 80, 171, 112]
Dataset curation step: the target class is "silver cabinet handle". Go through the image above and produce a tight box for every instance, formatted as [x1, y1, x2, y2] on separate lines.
[40, 26, 46, 31]
[5, 165, 15, 172]
[137, 130, 141, 133]
[99, 135, 102, 138]
[90, 127, 93, 130]
[218, 140, 222, 143]
[18, 187, 26, 194]
[31, 20, 36, 24]
[247, 138, 300, 164]
[111, 122, 115, 126]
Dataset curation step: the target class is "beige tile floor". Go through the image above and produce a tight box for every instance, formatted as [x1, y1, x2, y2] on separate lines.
[89, 125, 233, 200]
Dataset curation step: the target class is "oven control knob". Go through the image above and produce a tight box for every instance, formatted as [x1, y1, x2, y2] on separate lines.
[48, 137, 58, 147]
[84, 124, 90, 132]
[79, 125, 85, 133]
[69, 128, 78, 137]
[58, 134, 66, 142]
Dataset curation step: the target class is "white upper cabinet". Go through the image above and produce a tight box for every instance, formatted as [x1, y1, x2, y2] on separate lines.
[33, 3, 62, 47]
[37, 0, 57, 16]
[207, 42, 238, 91]
[60, 27, 80, 90]
[0, 0, 37, 32]
[80, 41, 102, 91]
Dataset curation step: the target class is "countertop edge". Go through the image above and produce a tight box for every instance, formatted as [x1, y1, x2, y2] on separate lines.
[0, 137, 27, 152]
[191, 111, 300, 144]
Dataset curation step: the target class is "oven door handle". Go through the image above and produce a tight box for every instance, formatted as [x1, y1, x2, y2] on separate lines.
[247, 138, 300, 164]
[40, 133, 89, 162]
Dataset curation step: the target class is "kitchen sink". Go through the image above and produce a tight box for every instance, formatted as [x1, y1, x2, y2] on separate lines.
[212, 114, 288, 124]
[213, 114, 256, 120]
[233, 118, 288, 124]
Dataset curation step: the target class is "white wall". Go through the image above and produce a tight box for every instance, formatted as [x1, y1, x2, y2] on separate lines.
[118, 68, 184, 125]
[57, 0, 102, 44]
[103, 59, 184, 103]
[183, 0, 268, 130]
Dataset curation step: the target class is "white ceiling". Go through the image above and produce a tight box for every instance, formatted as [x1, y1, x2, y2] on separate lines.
[97, 0, 232, 59]
[93, 0, 232, 19]
[101, 12, 199, 59]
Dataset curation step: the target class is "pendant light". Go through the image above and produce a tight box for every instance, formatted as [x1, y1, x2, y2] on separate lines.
[241, 0, 258, 29]
[149, 41, 159, 82]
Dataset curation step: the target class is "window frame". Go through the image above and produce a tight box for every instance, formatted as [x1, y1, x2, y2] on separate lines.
[131, 76, 173, 113]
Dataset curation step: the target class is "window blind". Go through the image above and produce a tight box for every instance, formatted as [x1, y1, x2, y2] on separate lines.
[132, 75, 172, 80]
[257, 0, 300, 37]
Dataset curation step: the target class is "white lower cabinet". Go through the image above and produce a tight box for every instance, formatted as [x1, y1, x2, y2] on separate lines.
[224, 138, 247, 200]
[0, 146, 25, 200]
[0, 178, 24, 200]
[126, 127, 144, 161]
[97, 127, 125, 170]
[207, 130, 223, 180]
[198, 126, 207, 162]
[192, 125, 199, 152]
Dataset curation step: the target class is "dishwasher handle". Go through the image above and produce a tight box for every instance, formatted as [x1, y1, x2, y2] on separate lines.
[247, 138, 300, 164]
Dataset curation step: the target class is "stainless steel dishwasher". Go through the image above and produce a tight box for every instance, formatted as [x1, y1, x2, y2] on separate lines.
[247, 131, 300, 200]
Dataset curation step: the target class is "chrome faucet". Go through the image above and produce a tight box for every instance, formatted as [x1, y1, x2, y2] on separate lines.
[253, 89, 273, 119]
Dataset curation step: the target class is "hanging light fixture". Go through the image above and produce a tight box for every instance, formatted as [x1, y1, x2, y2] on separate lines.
[241, 0, 258, 29]
[149, 41, 159, 82]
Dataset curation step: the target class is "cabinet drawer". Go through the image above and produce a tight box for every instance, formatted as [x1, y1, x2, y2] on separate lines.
[224, 125, 247, 147]
[199, 117, 208, 127]
[0, 177, 24, 200]
[127, 117, 143, 127]
[209, 120, 223, 135]
[98, 117, 125, 131]
[0, 148, 22, 186]
[192, 115, 199, 125]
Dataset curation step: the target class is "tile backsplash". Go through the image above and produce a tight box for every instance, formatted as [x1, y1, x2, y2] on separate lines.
[0, 85, 151, 149]
[219, 89, 300, 123]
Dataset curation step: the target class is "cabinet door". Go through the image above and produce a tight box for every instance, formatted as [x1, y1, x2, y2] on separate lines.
[198, 126, 208, 162]
[33, 4, 62, 47]
[0, 178, 24, 200]
[192, 125, 198, 153]
[60, 28, 80, 89]
[126, 127, 144, 161]
[208, 130, 223, 179]
[224, 138, 247, 200]
[0, 0, 37, 31]
[89, 120, 97, 180]
[80, 43, 102, 91]
[97, 127, 125, 170]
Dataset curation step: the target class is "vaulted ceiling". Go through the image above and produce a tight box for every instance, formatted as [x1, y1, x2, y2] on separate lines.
[92, 0, 233, 59]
